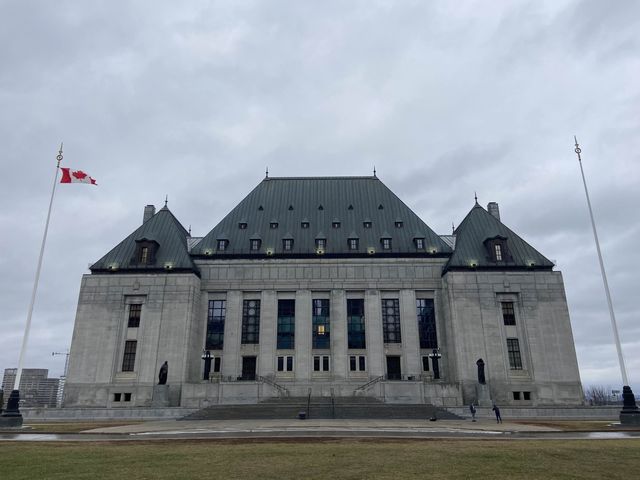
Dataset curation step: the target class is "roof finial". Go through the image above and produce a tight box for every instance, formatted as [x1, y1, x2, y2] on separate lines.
[188, 225, 191, 236]
[574, 135, 582, 162]
[474, 191, 478, 205]
[373, 166, 377, 177]
[164, 195, 168, 208]
[265, 166, 269, 178]
[452, 222, 455, 234]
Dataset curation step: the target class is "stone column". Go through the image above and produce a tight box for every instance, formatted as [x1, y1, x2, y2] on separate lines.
[221, 291, 242, 378]
[259, 290, 277, 377]
[295, 290, 312, 381]
[400, 290, 421, 376]
[365, 290, 384, 377]
[330, 290, 347, 380]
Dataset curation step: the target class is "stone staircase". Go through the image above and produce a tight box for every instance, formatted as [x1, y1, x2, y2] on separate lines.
[180, 396, 462, 421]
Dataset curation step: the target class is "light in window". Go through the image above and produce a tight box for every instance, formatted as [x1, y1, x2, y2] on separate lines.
[316, 238, 326, 249]
[317, 325, 325, 335]
[301, 222, 309, 229]
[415, 238, 424, 249]
[363, 221, 372, 229]
[332, 222, 340, 229]
[250, 239, 261, 251]
[381, 238, 391, 250]
[349, 239, 359, 250]
[270, 222, 278, 229]
[283, 239, 293, 251]
[140, 247, 149, 264]
[495, 244, 503, 261]
[217, 240, 228, 251]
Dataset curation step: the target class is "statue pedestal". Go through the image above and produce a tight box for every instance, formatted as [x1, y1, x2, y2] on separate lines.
[475, 384, 492, 407]
[151, 385, 170, 407]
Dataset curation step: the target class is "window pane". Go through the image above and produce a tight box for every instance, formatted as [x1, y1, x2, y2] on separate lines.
[358, 356, 366, 371]
[312, 299, 330, 349]
[286, 356, 293, 371]
[322, 356, 330, 371]
[382, 299, 401, 343]
[242, 300, 260, 344]
[347, 299, 366, 349]
[507, 338, 523, 370]
[502, 302, 516, 326]
[206, 300, 226, 349]
[349, 356, 356, 371]
[277, 356, 284, 371]
[277, 299, 295, 349]
[314, 356, 320, 371]
[213, 357, 221, 373]
[128, 304, 141, 328]
[122, 340, 137, 372]
[422, 356, 430, 371]
[416, 299, 438, 349]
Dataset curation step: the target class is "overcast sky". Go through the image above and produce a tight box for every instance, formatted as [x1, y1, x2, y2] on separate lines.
[1, 1, 638, 393]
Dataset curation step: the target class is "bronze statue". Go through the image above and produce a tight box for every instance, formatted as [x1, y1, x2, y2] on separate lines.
[158, 361, 168, 385]
[476, 358, 486, 384]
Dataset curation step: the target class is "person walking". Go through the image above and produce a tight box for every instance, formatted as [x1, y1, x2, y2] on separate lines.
[492, 404, 502, 423]
[469, 403, 477, 422]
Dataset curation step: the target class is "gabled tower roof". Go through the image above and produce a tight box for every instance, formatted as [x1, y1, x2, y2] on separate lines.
[193, 176, 451, 256]
[91, 206, 199, 274]
[444, 203, 554, 272]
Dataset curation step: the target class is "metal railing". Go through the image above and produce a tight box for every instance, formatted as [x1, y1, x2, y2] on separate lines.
[354, 375, 385, 394]
[256, 375, 289, 397]
[306, 388, 312, 419]
[330, 387, 336, 418]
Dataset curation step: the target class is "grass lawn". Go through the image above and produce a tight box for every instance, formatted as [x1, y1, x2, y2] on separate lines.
[0, 439, 638, 480]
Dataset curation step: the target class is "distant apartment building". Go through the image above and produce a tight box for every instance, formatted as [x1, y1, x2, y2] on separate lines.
[2, 368, 60, 408]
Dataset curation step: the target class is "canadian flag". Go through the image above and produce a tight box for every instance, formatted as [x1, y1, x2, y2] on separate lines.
[60, 168, 97, 185]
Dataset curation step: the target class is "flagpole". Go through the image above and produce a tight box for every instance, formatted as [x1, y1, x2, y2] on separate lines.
[13, 144, 64, 391]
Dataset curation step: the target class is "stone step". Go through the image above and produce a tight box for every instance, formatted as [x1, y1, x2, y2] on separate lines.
[180, 402, 462, 421]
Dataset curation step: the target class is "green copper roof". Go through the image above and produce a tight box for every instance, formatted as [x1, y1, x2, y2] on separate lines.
[91, 206, 198, 274]
[193, 176, 451, 256]
[444, 203, 554, 272]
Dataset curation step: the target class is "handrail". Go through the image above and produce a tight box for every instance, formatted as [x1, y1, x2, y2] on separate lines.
[307, 388, 312, 419]
[354, 375, 385, 394]
[256, 375, 289, 397]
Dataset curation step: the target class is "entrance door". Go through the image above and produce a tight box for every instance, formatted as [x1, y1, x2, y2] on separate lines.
[241, 356, 257, 380]
[386, 356, 401, 380]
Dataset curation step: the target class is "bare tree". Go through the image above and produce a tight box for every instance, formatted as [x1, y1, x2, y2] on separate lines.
[584, 385, 611, 406]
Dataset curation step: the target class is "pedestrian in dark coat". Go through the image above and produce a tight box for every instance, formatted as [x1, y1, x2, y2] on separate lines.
[469, 403, 477, 422]
[492, 404, 502, 423]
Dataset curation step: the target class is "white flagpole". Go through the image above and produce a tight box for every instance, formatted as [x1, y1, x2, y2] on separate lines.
[13, 144, 64, 391]
[574, 137, 629, 386]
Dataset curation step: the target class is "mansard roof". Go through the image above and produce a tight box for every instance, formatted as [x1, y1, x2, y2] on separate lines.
[192, 176, 451, 257]
[91, 206, 199, 274]
[444, 202, 554, 272]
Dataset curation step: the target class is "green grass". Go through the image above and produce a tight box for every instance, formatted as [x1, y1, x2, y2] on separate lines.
[1, 439, 639, 479]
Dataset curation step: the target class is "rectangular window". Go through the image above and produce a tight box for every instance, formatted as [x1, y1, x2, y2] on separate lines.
[347, 299, 366, 349]
[277, 299, 295, 349]
[422, 356, 430, 371]
[283, 239, 293, 251]
[241, 300, 260, 344]
[507, 338, 523, 370]
[349, 355, 367, 371]
[217, 239, 227, 251]
[124, 393, 132, 402]
[114, 393, 121, 402]
[513, 391, 521, 400]
[140, 246, 149, 264]
[316, 238, 326, 249]
[312, 299, 330, 349]
[313, 355, 330, 372]
[501, 302, 516, 326]
[495, 244, 503, 261]
[349, 238, 359, 250]
[250, 239, 261, 251]
[121, 340, 137, 372]
[382, 299, 401, 343]
[416, 299, 438, 349]
[415, 238, 424, 249]
[523, 391, 531, 401]
[206, 300, 226, 350]
[128, 304, 142, 328]
[382, 238, 391, 250]
[213, 357, 221, 373]
[277, 355, 294, 372]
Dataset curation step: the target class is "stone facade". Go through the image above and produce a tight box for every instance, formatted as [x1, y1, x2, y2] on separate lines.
[64, 176, 584, 409]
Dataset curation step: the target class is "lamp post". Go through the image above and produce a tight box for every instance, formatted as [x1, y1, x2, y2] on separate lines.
[202, 350, 212, 381]
[429, 348, 442, 380]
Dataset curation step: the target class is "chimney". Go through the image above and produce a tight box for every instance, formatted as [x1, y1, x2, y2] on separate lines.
[143, 205, 156, 224]
[487, 202, 500, 221]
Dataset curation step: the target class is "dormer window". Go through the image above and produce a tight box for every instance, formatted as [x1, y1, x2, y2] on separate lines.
[363, 221, 372, 229]
[270, 222, 278, 229]
[332, 221, 340, 229]
[283, 239, 294, 251]
[395, 221, 403, 228]
[381, 238, 392, 250]
[316, 238, 326, 249]
[217, 239, 228, 251]
[301, 221, 309, 229]
[414, 238, 424, 250]
[133, 239, 158, 266]
[484, 236, 510, 262]
[238, 222, 247, 229]
[349, 238, 359, 250]
[250, 239, 262, 251]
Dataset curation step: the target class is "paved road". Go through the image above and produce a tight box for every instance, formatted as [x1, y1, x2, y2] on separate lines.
[1, 419, 639, 442]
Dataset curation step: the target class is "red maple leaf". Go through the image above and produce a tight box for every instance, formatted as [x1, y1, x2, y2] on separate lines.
[72, 170, 87, 180]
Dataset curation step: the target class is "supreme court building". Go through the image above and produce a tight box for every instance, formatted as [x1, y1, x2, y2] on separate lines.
[64, 176, 584, 408]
